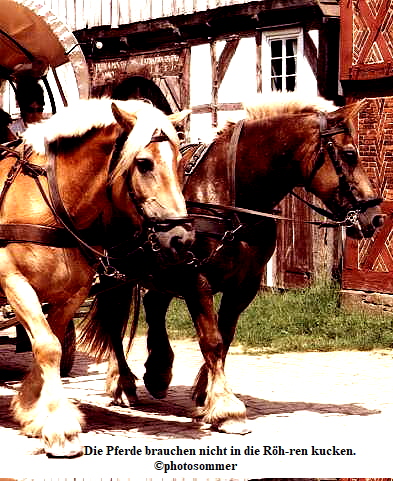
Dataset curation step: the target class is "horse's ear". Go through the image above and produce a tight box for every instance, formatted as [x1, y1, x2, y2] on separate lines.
[168, 109, 191, 126]
[329, 98, 368, 123]
[111, 103, 137, 131]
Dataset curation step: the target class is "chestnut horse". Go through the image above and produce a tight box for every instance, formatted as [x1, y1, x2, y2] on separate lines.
[0, 98, 193, 457]
[83, 93, 384, 435]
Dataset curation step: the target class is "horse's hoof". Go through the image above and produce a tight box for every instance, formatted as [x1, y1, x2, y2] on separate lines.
[216, 419, 251, 435]
[143, 373, 169, 399]
[146, 386, 168, 399]
[45, 437, 83, 458]
[109, 393, 138, 407]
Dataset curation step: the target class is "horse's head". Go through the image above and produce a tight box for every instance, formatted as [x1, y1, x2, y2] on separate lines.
[109, 101, 194, 257]
[304, 100, 384, 239]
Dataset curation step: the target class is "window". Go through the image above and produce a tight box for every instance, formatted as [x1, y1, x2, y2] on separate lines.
[261, 27, 316, 95]
[270, 37, 298, 91]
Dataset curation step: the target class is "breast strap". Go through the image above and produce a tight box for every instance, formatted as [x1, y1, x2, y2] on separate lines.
[0, 224, 94, 247]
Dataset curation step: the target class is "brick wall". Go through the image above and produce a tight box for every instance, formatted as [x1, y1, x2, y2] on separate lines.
[358, 97, 393, 201]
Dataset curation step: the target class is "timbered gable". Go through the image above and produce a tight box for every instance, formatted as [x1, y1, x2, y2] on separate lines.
[343, 97, 393, 294]
[341, 1, 393, 81]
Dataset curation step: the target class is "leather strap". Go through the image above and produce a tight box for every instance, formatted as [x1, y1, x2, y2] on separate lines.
[182, 143, 212, 176]
[191, 214, 232, 238]
[45, 143, 77, 235]
[0, 223, 95, 247]
[44, 143, 103, 263]
[227, 119, 244, 206]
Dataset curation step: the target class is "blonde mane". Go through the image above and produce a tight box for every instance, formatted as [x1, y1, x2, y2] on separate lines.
[244, 92, 337, 120]
[215, 92, 337, 138]
[23, 98, 180, 181]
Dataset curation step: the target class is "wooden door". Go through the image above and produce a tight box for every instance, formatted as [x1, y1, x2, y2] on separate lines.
[275, 189, 314, 288]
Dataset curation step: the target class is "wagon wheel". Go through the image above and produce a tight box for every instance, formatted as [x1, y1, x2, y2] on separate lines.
[60, 320, 76, 377]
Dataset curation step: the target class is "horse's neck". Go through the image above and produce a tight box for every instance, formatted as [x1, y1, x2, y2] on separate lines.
[235, 118, 314, 211]
[55, 133, 116, 229]
[184, 118, 315, 211]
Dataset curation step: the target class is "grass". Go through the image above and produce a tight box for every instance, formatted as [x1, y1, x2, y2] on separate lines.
[147, 281, 393, 354]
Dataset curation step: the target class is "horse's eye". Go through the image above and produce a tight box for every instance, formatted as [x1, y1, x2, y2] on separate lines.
[342, 148, 357, 165]
[136, 158, 154, 174]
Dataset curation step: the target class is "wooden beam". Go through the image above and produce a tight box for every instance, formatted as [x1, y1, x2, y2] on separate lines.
[339, 0, 353, 81]
[318, 16, 340, 101]
[256, 30, 262, 93]
[304, 30, 317, 77]
[210, 40, 218, 128]
[192, 102, 243, 114]
[216, 38, 239, 88]
[162, 77, 181, 111]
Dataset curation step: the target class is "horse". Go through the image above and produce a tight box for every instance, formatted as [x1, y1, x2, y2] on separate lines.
[0, 97, 193, 457]
[81, 93, 384, 435]
[0, 108, 17, 143]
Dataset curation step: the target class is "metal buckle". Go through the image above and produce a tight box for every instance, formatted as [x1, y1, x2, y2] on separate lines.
[147, 229, 161, 252]
[344, 209, 361, 228]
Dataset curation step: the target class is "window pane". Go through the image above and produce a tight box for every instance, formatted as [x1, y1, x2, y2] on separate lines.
[286, 57, 296, 75]
[271, 76, 282, 91]
[286, 39, 297, 57]
[286, 75, 296, 91]
[271, 40, 282, 58]
[271, 58, 282, 76]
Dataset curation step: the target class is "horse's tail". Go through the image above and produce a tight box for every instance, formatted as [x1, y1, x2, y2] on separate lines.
[78, 277, 139, 362]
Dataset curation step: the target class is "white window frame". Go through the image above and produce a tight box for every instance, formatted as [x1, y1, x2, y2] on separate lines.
[261, 27, 304, 94]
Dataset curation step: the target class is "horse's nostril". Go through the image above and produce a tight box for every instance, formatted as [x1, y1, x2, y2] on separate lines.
[170, 235, 183, 251]
[372, 214, 385, 228]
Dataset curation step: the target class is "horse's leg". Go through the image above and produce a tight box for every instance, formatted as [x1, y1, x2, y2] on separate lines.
[219, 274, 263, 357]
[143, 289, 174, 399]
[79, 278, 139, 406]
[185, 275, 248, 434]
[4, 273, 87, 457]
[103, 281, 138, 406]
[194, 274, 263, 411]
[106, 337, 138, 407]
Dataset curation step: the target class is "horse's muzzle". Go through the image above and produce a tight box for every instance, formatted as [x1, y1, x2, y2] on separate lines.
[153, 219, 195, 260]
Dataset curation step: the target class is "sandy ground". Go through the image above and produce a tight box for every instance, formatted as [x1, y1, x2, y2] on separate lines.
[0, 329, 392, 478]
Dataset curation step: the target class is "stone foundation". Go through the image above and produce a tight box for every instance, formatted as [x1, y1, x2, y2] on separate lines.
[341, 289, 393, 314]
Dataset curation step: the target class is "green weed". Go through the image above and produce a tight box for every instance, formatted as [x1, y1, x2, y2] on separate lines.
[156, 281, 393, 353]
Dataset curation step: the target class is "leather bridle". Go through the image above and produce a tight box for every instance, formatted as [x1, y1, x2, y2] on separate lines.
[296, 112, 382, 226]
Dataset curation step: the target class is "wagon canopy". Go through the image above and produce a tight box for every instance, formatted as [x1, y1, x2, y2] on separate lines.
[0, 0, 89, 102]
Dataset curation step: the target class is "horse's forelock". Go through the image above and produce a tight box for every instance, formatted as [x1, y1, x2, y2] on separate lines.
[110, 104, 179, 183]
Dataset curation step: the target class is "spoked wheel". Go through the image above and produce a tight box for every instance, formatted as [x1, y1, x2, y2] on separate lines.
[60, 320, 76, 377]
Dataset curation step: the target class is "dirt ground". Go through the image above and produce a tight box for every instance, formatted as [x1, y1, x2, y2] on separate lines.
[0, 328, 392, 478]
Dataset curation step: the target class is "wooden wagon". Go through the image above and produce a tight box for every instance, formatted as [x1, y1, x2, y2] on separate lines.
[0, 0, 89, 375]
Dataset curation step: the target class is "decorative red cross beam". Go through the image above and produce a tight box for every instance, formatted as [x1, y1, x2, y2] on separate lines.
[340, 0, 393, 80]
